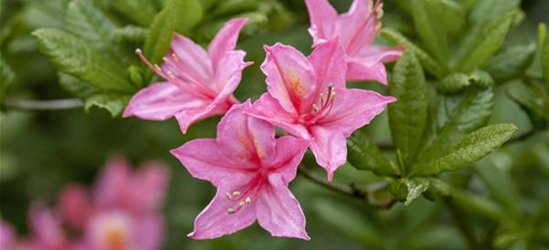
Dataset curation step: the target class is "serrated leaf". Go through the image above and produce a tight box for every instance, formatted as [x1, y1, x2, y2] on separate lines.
[470, 0, 519, 26]
[85, 94, 131, 117]
[389, 178, 430, 205]
[389, 52, 428, 168]
[172, 0, 204, 34]
[484, 44, 536, 83]
[111, 0, 158, 26]
[58, 73, 98, 99]
[33, 28, 135, 92]
[380, 28, 448, 79]
[455, 13, 515, 72]
[412, 124, 517, 176]
[143, 0, 177, 77]
[0, 53, 15, 102]
[347, 130, 399, 177]
[411, 0, 451, 63]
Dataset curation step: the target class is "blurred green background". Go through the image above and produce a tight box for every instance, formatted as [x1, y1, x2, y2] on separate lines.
[1, 0, 548, 249]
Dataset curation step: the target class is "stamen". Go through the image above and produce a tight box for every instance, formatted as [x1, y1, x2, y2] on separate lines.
[135, 48, 170, 80]
[227, 208, 235, 214]
[313, 104, 319, 113]
[171, 53, 179, 62]
[225, 175, 266, 214]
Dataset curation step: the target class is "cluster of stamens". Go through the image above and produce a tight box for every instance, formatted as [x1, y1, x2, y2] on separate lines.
[224, 175, 266, 214]
[225, 191, 253, 214]
[311, 84, 336, 120]
[136, 48, 178, 81]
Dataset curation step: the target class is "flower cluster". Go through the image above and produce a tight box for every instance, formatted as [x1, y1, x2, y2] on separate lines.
[124, 0, 401, 240]
[1, 157, 169, 250]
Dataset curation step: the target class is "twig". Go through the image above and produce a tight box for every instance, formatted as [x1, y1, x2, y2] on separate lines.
[444, 198, 483, 250]
[298, 165, 358, 197]
[3, 98, 84, 111]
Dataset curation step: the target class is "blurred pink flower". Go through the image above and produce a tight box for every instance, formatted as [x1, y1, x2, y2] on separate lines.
[171, 102, 310, 240]
[1, 220, 16, 250]
[247, 40, 395, 180]
[305, 0, 404, 84]
[19, 205, 72, 250]
[124, 18, 253, 133]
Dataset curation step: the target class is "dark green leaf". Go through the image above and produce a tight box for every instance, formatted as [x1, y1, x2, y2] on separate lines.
[389, 177, 430, 205]
[347, 130, 399, 177]
[172, 0, 204, 34]
[66, 0, 117, 51]
[111, 26, 149, 44]
[455, 13, 515, 73]
[484, 44, 536, 83]
[412, 124, 517, 176]
[470, 0, 519, 26]
[411, 0, 451, 63]
[507, 85, 547, 124]
[85, 94, 132, 117]
[539, 24, 549, 89]
[58, 73, 98, 99]
[111, 0, 158, 26]
[0, 53, 15, 102]
[380, 28, 448, 79]
[438, 73, 471, 94]
[33, 29, 135, 92]
[143, 0, 177, 74]
[474, 159, 521, 217]
[211, 0, 258, 18]
[389, 52, 428, 168]
[469, 70, 494, 88]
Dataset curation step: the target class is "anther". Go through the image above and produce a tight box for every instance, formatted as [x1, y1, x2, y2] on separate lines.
[227, 208, 235, 214]
[226, 192, 233, 199]
[313, 104, 319, 113]
[171, 53, 179, 62]
[245, 197, 252, 204]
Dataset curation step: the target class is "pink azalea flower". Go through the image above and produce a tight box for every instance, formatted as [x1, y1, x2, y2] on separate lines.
[246, 40, 396, 181]
[124, 18, 253, 133]
[171, 102, 310, 240]
[20, 205, 72, 250]
[1, 220, 16, 250]
[305, 0, 404, 84]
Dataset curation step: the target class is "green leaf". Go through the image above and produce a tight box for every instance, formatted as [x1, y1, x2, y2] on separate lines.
[66, 0, 117, 52]
[438, 71, 494, 94]
[507, 84, 547, 124]
[474, 158, 521, 217]
[58, 73, 98, 99]
[33, 28, 135, 92]
[389, 178, 430, 206]
[470, 0, 519, 26]
[143, 0, 177, 74]
[412, 124, 517, 176]
[111, 26, 149, 44]
[347, 130, 399, 177]
[484, 44, 536, 83]
[110, 0, 158, 26]
[0, 53, 15, 102]
[411, 0, 453, 63]
[85, 94, 132, 117]
[172, 0, 204, 34]
[539, 23, 549, 89]
[389, 52, 428, 169]
[455, 13, 515, 72]
[380, 28, 448, 79]
[211, 0, 258, 18]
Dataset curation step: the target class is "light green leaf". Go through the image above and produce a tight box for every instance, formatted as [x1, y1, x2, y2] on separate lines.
[33, 29, 135, 92]
[539, 23, 549, 90]
[111, 26, 149, 44]
[66, 0, 117, 52]
[143, 0, 177, 75]
[347, 130, 399, 177]
[380, 28, 448, 79]
[0, 53, 15, 102]
[389, 178, 430, 206]
[389, 52, 428, 168]
[470, 0, 520, 26]
[172, 0, 204, 34]
[110, 0, 158, 26]
[455, 13, 515, 72]
[412, 124, 517, 176]
[58, 73, 98, 99]
[411, 0, 451, 63]
[484, 44, 536, 83]
[85, 94, 132, 117]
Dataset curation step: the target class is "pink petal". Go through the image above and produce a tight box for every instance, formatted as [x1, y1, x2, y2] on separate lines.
[308, 126, 347, 181]
[171, 139, 256, 187]
[261, 43, 317, 115]
[319, 88, 395, 137]
[346, 61, 388, 84]
[337, 0, 378, 55]
[29, 205, 66, 248]
[305, 0, 338, 47]
[59, 185, 92, 230]
[355, 45, 405, 64]
[217, 101, 276, 165]
[130, 162, 170, 213]
[256, 174, 309, 240]
[263, 136, 310, 182]
[94, 157, 131, 209]
[188, 182, 257, 240]
[133, 214, 165, 250]
[308, 38, 347, 89]
[1, 221, 16, 250]
[208, 18, 248, 65]
[123, 82, 210, 120]
[246, 93, 311, 139]
[167, 34, 213, 85]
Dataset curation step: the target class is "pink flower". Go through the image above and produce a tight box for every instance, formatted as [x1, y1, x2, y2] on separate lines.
[305, 0, 404, 84]
[20, 205, 72, 250]
[124, 18, 253, 133]
[1, 220, 16, 250]
[171, 102, 310, 240]
[246, 40, 396, 180]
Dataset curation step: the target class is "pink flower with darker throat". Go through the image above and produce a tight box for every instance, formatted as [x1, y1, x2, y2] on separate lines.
[171, 102, 310, 240]
[246, 39, 395, 181]
[124, 18, 253, 133]
[305, 0, 404, 84]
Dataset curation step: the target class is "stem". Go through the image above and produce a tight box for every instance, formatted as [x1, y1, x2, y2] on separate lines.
[444, 198, 482, 250]
[298, 165, 358, 197]
[3, 98, 84, 111]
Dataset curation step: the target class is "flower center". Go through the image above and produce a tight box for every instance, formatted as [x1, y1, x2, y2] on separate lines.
[135, 49, 216, 99]
[300, 84, 336, 125]
[225, 173, 267, 214]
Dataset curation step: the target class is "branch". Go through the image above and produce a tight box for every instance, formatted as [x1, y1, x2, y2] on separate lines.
[3, 98, 84, 111]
